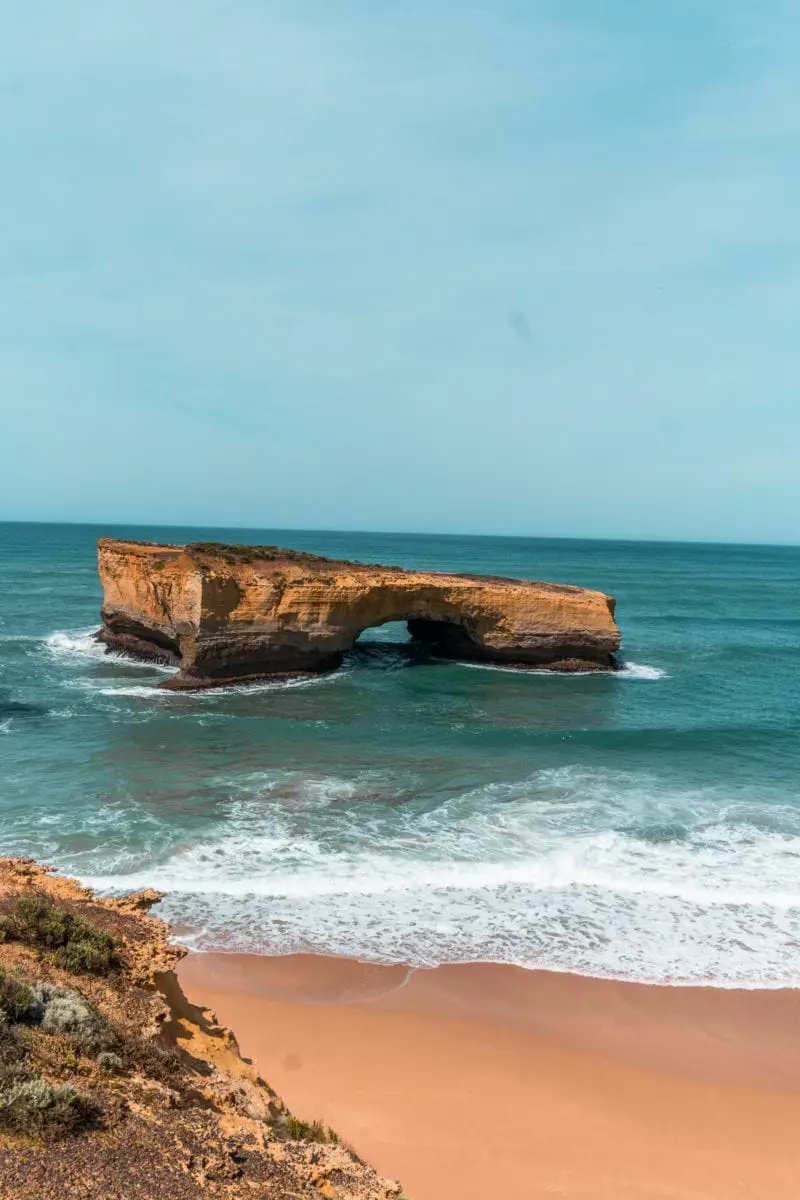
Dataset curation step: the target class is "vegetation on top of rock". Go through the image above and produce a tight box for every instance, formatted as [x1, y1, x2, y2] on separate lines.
[95, 1051, 124, 1074]
[283, 1115, 330, 1143]
[0, 1078, 97, 1138]
[0, 967, 102, 1140]
[0, 893, 120, 976]
[31, 982, 107, 1049]
[1, 969, 110, 1050]
[0, 858, 403, 1198]
[0, 956, 184, 1104]
[185, 541, 341, 566]
[0, 967, 37, 1025]
[116, 1026, 184, 1087]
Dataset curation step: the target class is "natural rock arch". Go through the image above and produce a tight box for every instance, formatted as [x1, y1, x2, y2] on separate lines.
[96, 539, 621, 690]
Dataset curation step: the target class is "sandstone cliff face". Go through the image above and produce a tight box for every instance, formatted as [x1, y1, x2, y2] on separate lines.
[96, 538, 621, 689]
[0, 858, 403, 1199]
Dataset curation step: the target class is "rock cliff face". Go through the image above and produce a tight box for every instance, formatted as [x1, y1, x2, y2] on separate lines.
[0, 857, 403, 1199]
[96, 538, 621, 689]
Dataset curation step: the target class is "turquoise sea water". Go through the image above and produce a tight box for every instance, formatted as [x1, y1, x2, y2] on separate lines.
[1, 522, 800, 986]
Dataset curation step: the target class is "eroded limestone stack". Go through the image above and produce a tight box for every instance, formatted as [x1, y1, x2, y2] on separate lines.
[95, 538, 621, 689]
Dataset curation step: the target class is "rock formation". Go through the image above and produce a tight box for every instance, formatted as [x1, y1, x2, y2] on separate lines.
[0, 857, 402, 1199]
[95, 538, 621, 689]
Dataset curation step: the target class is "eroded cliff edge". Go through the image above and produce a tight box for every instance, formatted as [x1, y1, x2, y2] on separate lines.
[95, 538, 621, 690]
[0, 857, 403, 1200]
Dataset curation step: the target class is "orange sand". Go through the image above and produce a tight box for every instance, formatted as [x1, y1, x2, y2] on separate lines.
[178, 954, 800, 1199]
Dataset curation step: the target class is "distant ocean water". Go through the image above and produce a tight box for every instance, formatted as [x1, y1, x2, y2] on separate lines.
[2, 521, 800, 987]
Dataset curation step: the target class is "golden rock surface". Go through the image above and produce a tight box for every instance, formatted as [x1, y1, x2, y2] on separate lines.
[96, 538, 621, 689]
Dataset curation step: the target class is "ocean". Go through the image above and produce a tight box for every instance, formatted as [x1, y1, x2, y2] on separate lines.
[1, 521, 799, 987]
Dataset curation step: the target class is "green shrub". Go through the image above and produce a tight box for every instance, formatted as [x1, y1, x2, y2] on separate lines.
[1, 970, 111, 1057]
[53, 938, 115, 975]
[0, 1014, 25, 1085]
[95, 1051, 124, 1074]
[0, 894, 68, 945]
[31, 983, 106, 1050]
[0, 967, 37, 1024]
[0, 1077, 97, 1138]
[284, 1115, 328, 1143]
[0, 894, 120, 976]
[187, 542, 339, 566]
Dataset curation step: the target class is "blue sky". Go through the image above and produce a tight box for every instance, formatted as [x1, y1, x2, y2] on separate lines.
[1, 1, 798, 542]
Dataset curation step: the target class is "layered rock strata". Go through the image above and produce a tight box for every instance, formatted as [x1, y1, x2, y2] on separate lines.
[95, 538, 621, 690]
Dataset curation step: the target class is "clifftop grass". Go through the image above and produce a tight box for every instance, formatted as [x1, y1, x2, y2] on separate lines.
[0, 967, 101, 1139]
[0, 894, 120, 976]
[186, 541, 340, 566]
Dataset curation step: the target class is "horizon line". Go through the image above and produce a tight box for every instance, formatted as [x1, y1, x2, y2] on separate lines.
[1, 518, 798, 553]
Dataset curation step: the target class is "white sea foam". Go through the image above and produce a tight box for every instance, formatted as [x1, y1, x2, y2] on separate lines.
[458, 660, 666, 679]
[0, 718, 11, 734]
[617, 661, 667, 680]
[43, 629, 176, 673]
[42, 628, 353, 697]
[79, 765, 800, 988]
[456, 661, 555, 675]
[42, 629, 665, 694]
[182, 671, 350, 698]
[97, 685, 174, 698]
[93, 671, 349, 700]
[43, 630, 109, 663]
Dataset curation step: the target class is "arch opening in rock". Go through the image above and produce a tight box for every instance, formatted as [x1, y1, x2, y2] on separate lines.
[354, 619, 412, 646]
[351, 614, 479, 666]
[406, 616, 484, 660]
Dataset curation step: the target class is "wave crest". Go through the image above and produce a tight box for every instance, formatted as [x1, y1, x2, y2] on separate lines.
[77, 765, 800, 988]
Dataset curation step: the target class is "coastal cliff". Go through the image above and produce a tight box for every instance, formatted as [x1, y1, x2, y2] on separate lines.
[96, 538, 621, 690]
[0, 858, 404, 1200]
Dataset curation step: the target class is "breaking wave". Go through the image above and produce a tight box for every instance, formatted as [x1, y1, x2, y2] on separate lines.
[617, 661, 667, 680]
[78, 765, 800, 988]
[43, 629, 176, 673]
[8, 523, 798, 994]
[44, 629, 112, 663]
[41, 630, 666, 693]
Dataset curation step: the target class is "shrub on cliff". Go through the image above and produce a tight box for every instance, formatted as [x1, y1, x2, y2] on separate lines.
[30, 982, 107, 1050]
[116, 1028, 184, 1086]
[1, 971, 111, 1056]
[0, 966, 38, 1024]
[54, 936, 117, 975]
[0, 1078, 97, 1138]
[283, 1115, 329, 1143]
[95, 1051, 124, 1074]
[187, 541, 338, 566]
[0, 893, 120, 975]
[0, 1009, 26, 1083]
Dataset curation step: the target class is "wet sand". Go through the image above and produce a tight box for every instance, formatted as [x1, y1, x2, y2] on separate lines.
[178, 953, 800, 1199]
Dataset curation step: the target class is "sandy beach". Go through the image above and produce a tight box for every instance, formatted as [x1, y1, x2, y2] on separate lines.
[178, 954, 800, 1200]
